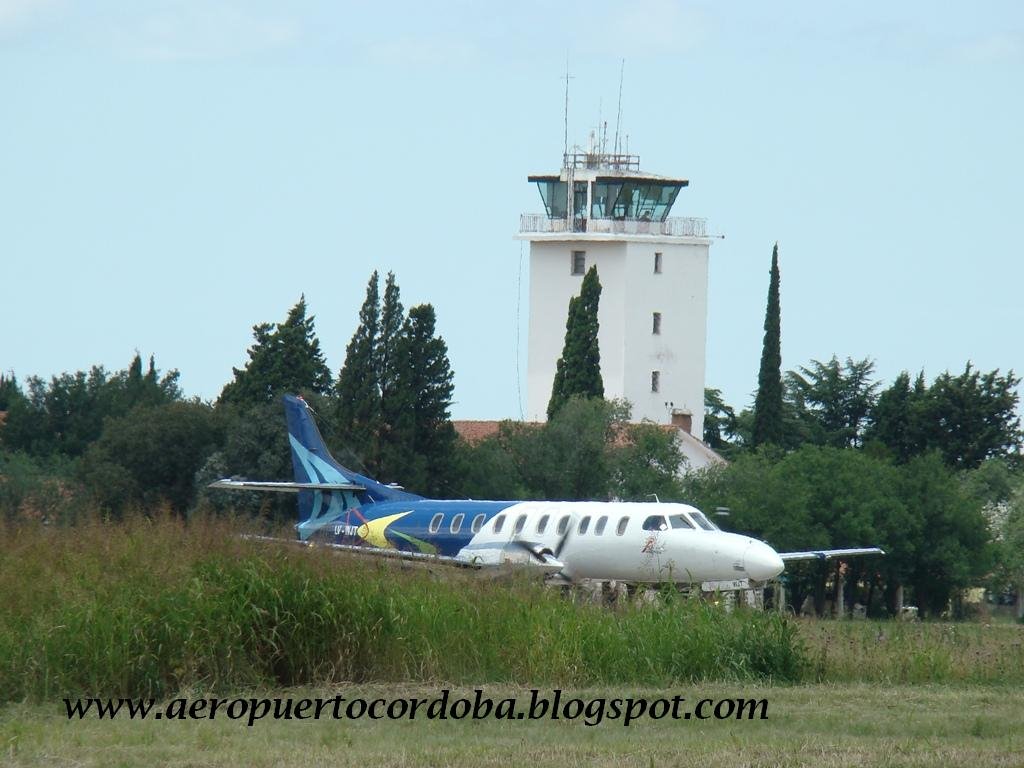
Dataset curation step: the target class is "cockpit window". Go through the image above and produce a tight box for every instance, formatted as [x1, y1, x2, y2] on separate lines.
[690, 511, 719, 531]
[670, 514, 695, 530]
[641, 515, 668, 532]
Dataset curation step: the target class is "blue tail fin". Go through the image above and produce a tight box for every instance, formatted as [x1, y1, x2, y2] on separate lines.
[283, 394, 422, 511]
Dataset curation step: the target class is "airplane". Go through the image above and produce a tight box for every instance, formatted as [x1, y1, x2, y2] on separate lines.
[210, 395, 883, 593]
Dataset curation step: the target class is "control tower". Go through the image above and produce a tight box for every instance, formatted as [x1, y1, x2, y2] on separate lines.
[516, 144, 712, 436]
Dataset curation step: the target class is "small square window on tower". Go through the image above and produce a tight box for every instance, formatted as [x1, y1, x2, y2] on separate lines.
[654, 252, 663, 274]
[571, 250, 586, 275]
[651, 370, 660, 393]
[652, 312, 662, 335]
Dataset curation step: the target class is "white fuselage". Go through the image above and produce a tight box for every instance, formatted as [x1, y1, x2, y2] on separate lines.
[453, 501, 784, 587]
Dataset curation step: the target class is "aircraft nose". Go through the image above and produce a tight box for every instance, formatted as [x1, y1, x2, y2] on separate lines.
[744, 540, 784, 581]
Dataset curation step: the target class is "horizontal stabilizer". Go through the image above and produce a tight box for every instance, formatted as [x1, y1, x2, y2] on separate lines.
[779, 547, 885, 562]
[209, 479, 365, 493]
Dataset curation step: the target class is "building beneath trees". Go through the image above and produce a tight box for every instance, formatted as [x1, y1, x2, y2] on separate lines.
[516, 142, 713, 438]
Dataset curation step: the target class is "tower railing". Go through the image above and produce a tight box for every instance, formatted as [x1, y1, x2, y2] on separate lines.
[519, 214, 707, 238]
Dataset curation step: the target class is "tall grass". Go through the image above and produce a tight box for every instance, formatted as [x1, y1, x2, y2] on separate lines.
[0, 515, 804, 701]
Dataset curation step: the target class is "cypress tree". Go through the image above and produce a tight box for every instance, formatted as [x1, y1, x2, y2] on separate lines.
[377, 273, 407, 478]
[336, 272, 381, 462]
[752, 244, 784, 446]
[548, 265, 604, 419]
[378, 272, 405, 415]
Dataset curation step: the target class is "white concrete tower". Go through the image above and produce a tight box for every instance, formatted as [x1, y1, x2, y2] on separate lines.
[517, 146, 712, 437]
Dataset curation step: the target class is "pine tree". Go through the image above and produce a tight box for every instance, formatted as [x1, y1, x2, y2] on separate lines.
[548, 265, 604, 419]
[336, 272, 381, 462]
[219, 296, 332, 406]
[752, 243, 784, 447]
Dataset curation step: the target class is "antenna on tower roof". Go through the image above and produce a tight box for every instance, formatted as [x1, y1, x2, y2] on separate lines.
[613, 59, 625, 156]
[563, 55, 572, 162]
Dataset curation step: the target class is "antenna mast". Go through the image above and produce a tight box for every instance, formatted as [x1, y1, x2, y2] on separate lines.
[613, 59, 625, 156]
[563, 56, 571, 162]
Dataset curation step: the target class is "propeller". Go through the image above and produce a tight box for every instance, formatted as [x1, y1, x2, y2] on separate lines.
[554, 515, 575, 558]
[508, 514, 575, 568]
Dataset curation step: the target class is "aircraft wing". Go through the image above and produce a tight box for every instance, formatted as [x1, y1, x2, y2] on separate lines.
[242, 534, 566, 572]
[779, 547, 885, 562]
[209, 479, 365, 493]
[242, 534, 467, 564]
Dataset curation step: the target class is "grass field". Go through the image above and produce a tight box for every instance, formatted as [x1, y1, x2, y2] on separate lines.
[3, 683, 1023, 767]
[3, 516, 1024, 765]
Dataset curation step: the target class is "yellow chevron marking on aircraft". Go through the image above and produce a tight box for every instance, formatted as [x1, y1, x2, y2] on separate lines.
[356, 511, 412, 549]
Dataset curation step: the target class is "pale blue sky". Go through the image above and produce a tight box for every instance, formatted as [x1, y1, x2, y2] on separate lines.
[2, 1, 1022, 420]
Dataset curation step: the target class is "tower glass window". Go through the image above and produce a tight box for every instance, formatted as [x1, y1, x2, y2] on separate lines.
[533, 178, 567, 219]
[651, 371, 660, 393]
[571, 251, 586, 275]
[652, 312, 661, 335]
[654, 252, 663, 273]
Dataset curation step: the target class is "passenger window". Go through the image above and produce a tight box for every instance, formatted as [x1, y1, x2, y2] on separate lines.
[670, 515, 695, 530]
[450, 513, 464, 534]
[471, 514, 485, 534]
[578, 516, 591, 535]
[556, 515, 570, 535]
[641, 515, 668, 532]
[537, 514, 550, 534]
[594, 516, 608, 535]
[513, 515, 527, 535]
[616, 517, 629, 535]
[429, 513, 444, 534]
[493, 515, 506, 533]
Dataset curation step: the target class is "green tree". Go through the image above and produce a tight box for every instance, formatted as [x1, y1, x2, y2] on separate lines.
[900, 452, 991, 615]
[703, 387, 738, 452]
[548, 265, 604, 419]
[752, 243, 783, 447]
[923, 364, 1021, 470]
[381, 304, 458, 496]
[866, 365, 1021, 469]
[219, 296, 332, 407]
[612, 422, 686, 502]
[2, 355, 180, 458]
[988, 479, 1024, 619]
[196, 398, 295, 519]
[79, 401, 223, 515]
[505, 398, 623, 500]
[452, 434, 529, 500]
[864, 371, 925, 463]
[785, 356, 879, 448]
[683, 445, 993, 617]
[377, 272, 408, 478]
[0, 372, 21, 411]
[336, 272, 381, 466]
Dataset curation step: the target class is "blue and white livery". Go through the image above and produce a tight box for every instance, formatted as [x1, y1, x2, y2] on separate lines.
[211, 395, 883, 590]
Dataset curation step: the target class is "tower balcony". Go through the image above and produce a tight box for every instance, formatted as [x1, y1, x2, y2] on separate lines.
[519, 214, 707, 238]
